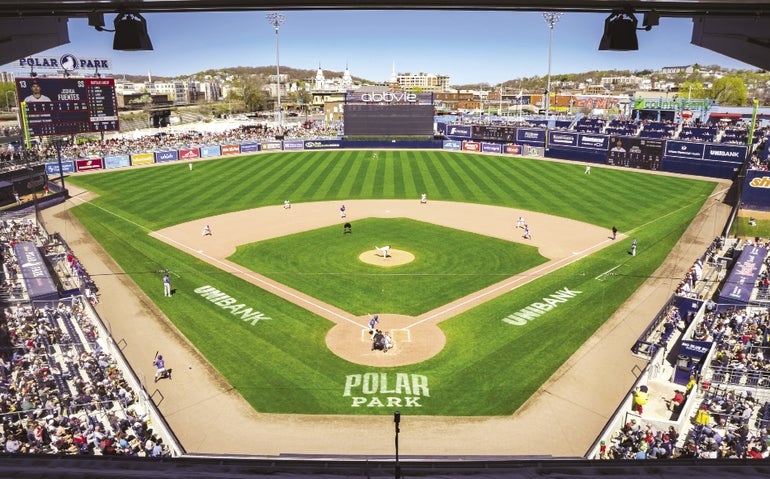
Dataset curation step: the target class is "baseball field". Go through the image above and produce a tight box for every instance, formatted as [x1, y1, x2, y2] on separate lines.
[63, 150, 716, 420]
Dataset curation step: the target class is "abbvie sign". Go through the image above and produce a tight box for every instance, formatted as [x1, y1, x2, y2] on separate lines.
[360, 92, 417, 103]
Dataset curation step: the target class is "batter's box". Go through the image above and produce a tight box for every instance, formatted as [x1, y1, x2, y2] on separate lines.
[391, 328, 411, 343]
[359, 328, 411, 343]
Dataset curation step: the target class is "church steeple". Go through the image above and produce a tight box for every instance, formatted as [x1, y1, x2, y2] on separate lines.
[315, 63, 325, 90]
[342, 61, 352, 87]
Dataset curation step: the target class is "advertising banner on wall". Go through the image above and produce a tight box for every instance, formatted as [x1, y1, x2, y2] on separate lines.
[259, 141, 282, 151]
[154, 150, 178, 163]
[179, 148, 200, 160]
[445, 125, 472, 138]
[548, 131, 578, 147]
[282, 140, 304, 151]
[200, 146, 221, 158]
[481, 142, 502, 154]
[503, 144, 521, 155]
[462, 141, 481, 152]
[221, 144, 240, 155]
[578, 134, 609, 150]
[718, 245, 767, 304]
[130, 152, 153, 166]
[239, 143, 259, 153]
[664, 140, 706, 160]
[740, 170, 770, 210]
[703, 144, 746, 163]
[304, 140, 342, 149]
[443, 140, 462, 150]
[13, 242, 58, 301]
[75, 158, 104, 171]
[45, 161, 76, 175]
[104, 155, 130, 169]
[516, 128, 546, 146]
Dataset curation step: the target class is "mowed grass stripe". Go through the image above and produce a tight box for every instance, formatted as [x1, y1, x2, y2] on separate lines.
[394, 151, 416, 197]
[459, 156, 515, 205]
[423, 152, 469, 199]
[308, 151, 358, 200]
[245, 153, 316, 200]
[67, 150, 717, 415]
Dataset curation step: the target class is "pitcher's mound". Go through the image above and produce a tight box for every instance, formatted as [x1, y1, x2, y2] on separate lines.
[358, 249, 415, 267]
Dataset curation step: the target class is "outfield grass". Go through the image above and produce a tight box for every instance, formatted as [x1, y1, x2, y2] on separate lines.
[66, 150, 716, 415]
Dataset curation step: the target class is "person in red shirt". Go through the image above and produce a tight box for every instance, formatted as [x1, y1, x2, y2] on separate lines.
[668, 390, 685, 411]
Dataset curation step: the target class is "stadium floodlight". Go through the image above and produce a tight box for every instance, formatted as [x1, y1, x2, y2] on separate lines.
[266, 12, 286, 129]
[543, 12, 561, 119]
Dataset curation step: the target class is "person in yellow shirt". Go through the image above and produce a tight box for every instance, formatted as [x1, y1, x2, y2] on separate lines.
[633, 385, 649, 414]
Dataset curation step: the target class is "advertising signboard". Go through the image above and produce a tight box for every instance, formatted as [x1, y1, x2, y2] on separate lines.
[445, 125, 472, 138]
[154, 151, 178, 163]
[703, 144, 746, 163]
[304, 140, 342, 149]
[664, 140, 705, 160]
[104, 155, 130, 169]
[179, 148, 200, 160]
[130, 152, 154, 166]
[741, 170, 770, 210]
[503, 144, 521, 155]
[221, 144, 240, 155]
[481, 142, 502, 154]
[578, 134, 609, 150]
[548, 131, 578, 147]
[718, 245, 767, 304]
[200, 146, 221, 157]
[282, 140, 304, 151]
[516, 128, 546, 145]
[45, 161, 76, 175]
[75, 158, 104, 171]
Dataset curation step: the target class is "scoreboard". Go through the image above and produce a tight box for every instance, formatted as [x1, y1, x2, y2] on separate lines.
[15, 77, 120, 136]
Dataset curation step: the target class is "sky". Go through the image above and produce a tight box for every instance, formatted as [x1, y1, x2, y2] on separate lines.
[0, 10, 759, 85]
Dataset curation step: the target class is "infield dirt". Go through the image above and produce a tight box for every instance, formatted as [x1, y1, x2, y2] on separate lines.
[42, 178, 731, 457]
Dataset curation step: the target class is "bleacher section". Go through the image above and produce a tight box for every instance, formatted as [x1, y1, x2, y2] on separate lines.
[639, 121, 677, 139]
[604, 119, 639, 137]
[574, 117, 605, 133]
[0, 217, 181, 457]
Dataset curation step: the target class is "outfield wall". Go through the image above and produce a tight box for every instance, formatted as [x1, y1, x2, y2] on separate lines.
[43, 127, 747, 182]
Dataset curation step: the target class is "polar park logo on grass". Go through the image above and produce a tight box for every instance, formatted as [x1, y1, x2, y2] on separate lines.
[343, 373, 429, 408]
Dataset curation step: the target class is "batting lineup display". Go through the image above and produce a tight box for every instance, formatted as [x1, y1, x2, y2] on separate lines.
[15, 77, 119, 136]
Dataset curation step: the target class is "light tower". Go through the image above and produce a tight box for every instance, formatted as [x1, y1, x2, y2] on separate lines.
[266, 12, 286, 129]
[542, 12, 562, 119]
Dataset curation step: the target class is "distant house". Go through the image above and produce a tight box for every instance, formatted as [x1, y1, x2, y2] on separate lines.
[660, 65, 696, 75]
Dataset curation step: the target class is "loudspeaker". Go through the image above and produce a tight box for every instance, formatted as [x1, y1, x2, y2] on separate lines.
[598, 12, 639, 51]
[113, 13, 154, 51]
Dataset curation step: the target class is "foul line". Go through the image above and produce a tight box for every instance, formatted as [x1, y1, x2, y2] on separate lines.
[405, 238, 613, 329]
[68, 195, 363, 330]
[595, 265, 622, 281]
